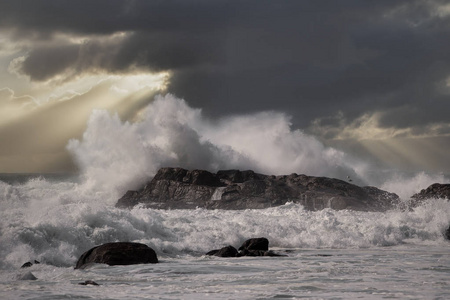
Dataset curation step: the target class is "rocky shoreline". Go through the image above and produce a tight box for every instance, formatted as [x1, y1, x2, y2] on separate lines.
[411, 183, 450, 201]
[16, 170, 449, 282]
[18, 174, 450, 280]
[116, 168, 449, 211]
[117, 167, 418, 211]
[73, 238, 285, 270]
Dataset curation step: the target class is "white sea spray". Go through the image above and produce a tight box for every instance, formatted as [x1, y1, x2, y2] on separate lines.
[1, 175, 449, 271]
[1, 94, 449, 299]
[66, 94, 373, 199]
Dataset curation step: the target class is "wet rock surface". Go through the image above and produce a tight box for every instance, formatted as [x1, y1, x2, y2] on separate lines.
[206, 238, 285, 257]
[21, 260, 40, 268]
[206, 245, 239, 257]
[75, 242, 158, 269]
[411, 183, 450, 201]
[116, 168, 399, 211]
[238, 237, 269, 251]
[78, 280, 100, 286]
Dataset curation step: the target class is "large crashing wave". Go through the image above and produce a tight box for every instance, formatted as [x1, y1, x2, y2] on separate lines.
[67, 94, 370, 196]
[1, 94, 449, 270]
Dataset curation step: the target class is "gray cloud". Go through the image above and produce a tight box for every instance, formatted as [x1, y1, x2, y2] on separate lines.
[1, 0, 450, 136]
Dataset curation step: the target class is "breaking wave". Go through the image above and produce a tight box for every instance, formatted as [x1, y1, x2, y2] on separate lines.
[1, 94, 448, 271]
[67, 94, 368, 196]
[1, 174, 450, 270]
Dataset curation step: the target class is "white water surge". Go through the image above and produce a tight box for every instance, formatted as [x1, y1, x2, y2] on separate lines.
[1, 175, 450, 299]
[1, 95, 449, 299]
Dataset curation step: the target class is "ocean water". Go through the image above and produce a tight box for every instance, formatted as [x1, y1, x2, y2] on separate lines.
[1, 174, 450, 300]
[1, 96, 449, 299]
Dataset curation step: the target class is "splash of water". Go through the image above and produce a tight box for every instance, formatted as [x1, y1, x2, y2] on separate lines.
[1, 94, 448, 271]
[67, 94, 374, 198]
[381, 171, 447, 200]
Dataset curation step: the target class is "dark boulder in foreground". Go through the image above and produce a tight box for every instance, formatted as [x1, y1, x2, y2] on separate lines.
[116, 167, 399, 211]
[411, 183, 450, 201]
[75, 242, 158, 269]
[206, 237, 286, 257]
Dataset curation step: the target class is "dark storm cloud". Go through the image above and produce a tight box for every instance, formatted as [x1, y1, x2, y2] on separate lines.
[2, 0, 450, 133]
[12, 44, 80, 81]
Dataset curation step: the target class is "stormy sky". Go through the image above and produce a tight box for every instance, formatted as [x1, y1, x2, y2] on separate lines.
[0, 0, 449, 175]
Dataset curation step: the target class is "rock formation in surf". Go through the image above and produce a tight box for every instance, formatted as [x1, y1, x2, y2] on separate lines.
[206, 237, 285, 257]
[409, 183, 450, 240]
[238, 237, 269, 251]
[445, 226, 450, 241]
[21, 260, 40, 268]
[78, 280, 100, 286]
[411, 183, 450, 201]
[75, 242, 158, 269]
[116, 167, 399, 211]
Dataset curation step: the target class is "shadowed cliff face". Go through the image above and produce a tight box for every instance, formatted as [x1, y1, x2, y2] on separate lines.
[116, 168, 399, 211]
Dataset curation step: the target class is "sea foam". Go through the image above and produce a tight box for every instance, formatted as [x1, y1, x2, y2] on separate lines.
[1, 174, 450, 271]
[1, 94, 449, 271]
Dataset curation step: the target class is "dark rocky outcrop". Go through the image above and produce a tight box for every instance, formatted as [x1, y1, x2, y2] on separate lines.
[445, 226, 450, 241]
[206, 238, 285, 257]
[116, 167, 399, 211]
[75, 242, 158, 269]
[21, 260, 40, 268]
[206, 245, 239, 257]
[238, 237, 269, 251]
[411, 183, 450, 201]
[408, 183, 450, 240]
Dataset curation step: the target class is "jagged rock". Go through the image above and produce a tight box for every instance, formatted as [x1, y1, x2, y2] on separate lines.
[411, 183, 450, 201]
[206, 245, 239, 257]
[75, 242, 158, 269]
[238, 237, 285, 257]
[238, 237, 269, 251]
[206, 238, 286, 258]
[21, 262, 33, 268]
[116, 168, 399, 211]
[21, 260, 40, 268]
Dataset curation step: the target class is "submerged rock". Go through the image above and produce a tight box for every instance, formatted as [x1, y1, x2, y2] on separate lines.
[78, 280, 100, 286]
[75, 242, 158, 269]
[116, 167, 399, 211]
[16, 271, 37, 280]
[238, 249, 285, 257]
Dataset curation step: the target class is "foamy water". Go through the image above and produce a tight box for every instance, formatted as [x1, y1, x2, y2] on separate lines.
[2, 246, 450, 300]
[1, 96, 449, 299]
[1, 174, 450, 299]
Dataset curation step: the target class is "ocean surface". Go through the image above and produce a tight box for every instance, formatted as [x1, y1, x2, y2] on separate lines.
[1, 173, 449, 299]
